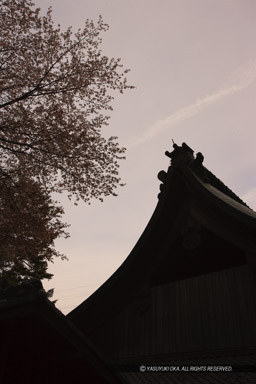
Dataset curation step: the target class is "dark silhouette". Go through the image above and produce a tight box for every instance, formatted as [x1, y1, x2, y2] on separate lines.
[68, 142, 256, 383]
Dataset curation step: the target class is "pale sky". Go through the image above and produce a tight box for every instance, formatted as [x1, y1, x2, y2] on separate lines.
[34, 0, 256, 314]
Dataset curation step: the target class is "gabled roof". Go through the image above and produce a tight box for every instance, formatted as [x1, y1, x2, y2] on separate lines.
[0, 279, 123, 384]
[68, 143, 256, 335]
[168, 142, 248, 207]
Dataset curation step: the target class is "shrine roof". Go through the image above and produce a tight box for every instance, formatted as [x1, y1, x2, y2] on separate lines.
[198, 178, 256, 220]
[68, 142, 256, 333]
[161, 141, 249, 207]
[0, 279, 123, 384]
[157, 142, 256, 229]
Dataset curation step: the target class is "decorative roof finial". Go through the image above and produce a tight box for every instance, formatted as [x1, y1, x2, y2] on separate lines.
[165, 142, 194, 166]
[172, 139, 178, 150]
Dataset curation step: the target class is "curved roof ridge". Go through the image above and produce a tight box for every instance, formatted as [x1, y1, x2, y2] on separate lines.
[193, 164, 249, 208]
[164, 142, 249, 208]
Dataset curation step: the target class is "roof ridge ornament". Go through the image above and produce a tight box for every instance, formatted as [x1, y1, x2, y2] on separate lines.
[158, 141, 249, 207]
[157, 142, 195, 199]
[165, 142, 195, 167]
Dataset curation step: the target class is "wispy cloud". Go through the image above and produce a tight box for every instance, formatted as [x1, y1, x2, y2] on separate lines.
[129, 59, 256, 148]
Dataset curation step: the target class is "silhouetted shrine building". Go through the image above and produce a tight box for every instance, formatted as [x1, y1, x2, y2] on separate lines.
[69, 142, 256, 383]
[2, 142, 256, 383]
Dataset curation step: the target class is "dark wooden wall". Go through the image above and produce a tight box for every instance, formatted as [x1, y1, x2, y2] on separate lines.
[91, 265, 256, 361]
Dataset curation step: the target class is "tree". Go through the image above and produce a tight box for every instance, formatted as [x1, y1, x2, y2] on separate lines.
[0, 0, 133, 286]
[0, 174, 69, 289]
[0, 0, 132, 201]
